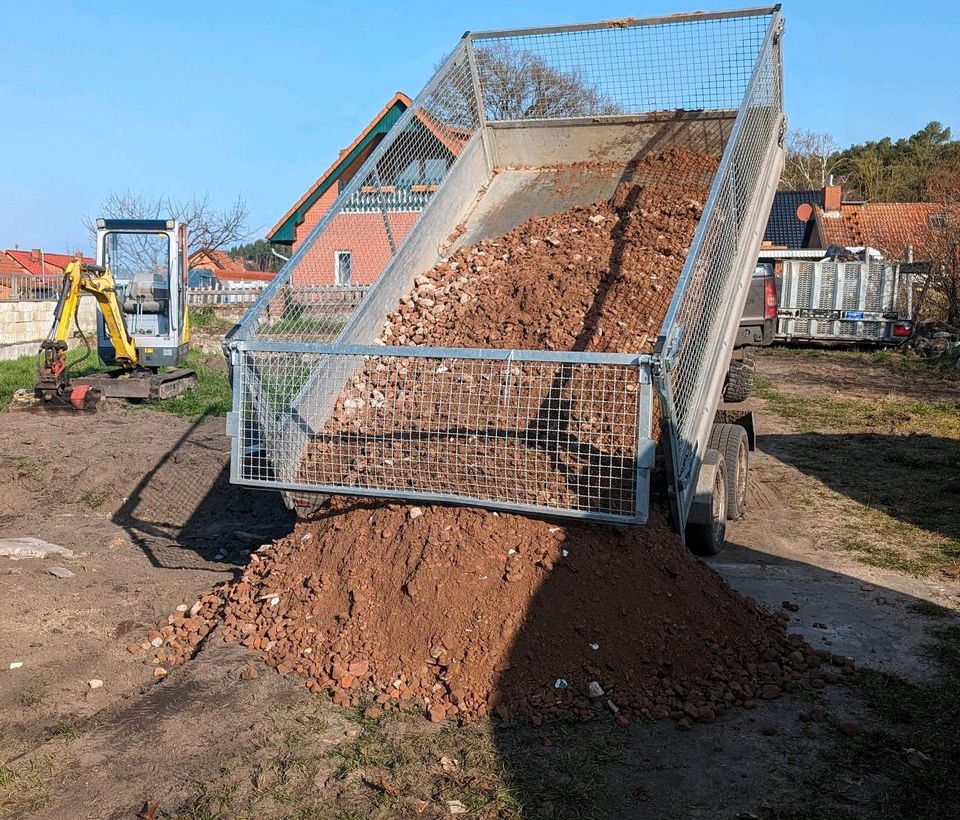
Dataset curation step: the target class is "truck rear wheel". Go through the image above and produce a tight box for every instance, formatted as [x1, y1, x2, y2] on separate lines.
[723, 352, 756, 402]
[709, 423, 749, 519]
[685, 450, 727, 556]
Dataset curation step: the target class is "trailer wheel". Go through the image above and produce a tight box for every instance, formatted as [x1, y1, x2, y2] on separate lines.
[723, 353, 755, 402]
[709, 423, 749, 519]
[685, 450, 727, 556]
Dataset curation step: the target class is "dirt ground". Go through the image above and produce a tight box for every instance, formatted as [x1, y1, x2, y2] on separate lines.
[1, 348, 958, 819]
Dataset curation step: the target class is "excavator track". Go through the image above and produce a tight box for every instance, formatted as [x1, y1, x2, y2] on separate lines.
[72, 368, 198, 400]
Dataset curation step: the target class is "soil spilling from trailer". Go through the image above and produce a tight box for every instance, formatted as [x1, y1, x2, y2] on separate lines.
[146, 499, 834, 725]
[138, 148, 836, 724]
[299, 148, 718, 516]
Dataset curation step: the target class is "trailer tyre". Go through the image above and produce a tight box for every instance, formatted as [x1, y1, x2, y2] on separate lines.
[685, 450, 727, 556]
[709, 423, 749, 519]
[723, 353, 755, 403]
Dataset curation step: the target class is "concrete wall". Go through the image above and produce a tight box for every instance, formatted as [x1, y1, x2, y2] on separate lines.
[0, 298, 97, 361]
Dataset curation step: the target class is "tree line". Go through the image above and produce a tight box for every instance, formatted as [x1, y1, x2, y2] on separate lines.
[782, 120, 960, 324]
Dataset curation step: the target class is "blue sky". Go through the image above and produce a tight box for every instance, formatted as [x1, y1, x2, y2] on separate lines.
[1, 0, 957, 253]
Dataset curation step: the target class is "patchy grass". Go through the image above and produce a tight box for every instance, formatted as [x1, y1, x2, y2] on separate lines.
[754, 377, 960, 437]
[169, 698, 633, 820]
[0, 758, 54, 815]
[0, 347, 231, 419]
[78, 489, 107, 509]
[18, 686, 46, 709]
[51, 721, 83, 741]
[762, 346, 960, 382]
[780, 625, 960, 820]
[148, 351, 232, 419]
[756, 378, 960, 576]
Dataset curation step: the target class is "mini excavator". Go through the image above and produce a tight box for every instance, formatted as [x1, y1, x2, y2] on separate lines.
[11, 219, 197, 412]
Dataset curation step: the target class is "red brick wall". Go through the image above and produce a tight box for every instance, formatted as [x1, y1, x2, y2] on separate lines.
[291, 211, 419, 286]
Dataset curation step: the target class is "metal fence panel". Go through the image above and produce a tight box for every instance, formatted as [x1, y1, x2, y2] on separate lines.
[234, 344, 653, 522]
[0, 275, 64, 301]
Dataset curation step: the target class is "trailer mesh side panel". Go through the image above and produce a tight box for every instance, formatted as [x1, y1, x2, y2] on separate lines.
[229, 9, 784, 525]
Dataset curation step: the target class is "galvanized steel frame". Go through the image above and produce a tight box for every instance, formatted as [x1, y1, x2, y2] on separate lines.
[226, 6, 785, 529]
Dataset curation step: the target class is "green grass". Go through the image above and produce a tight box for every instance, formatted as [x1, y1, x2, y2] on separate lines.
[754, 377, 960, 438]
[149, 350, 232, 419]
[0, 758, 54, 815]
[778, 625, 960, 820]
[79, 489, 107, 509]
[51, 721, 83, 741]
[189, 308, 236, 334]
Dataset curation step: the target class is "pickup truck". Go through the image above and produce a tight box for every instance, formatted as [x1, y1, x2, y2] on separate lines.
[725, 262, 778, 402]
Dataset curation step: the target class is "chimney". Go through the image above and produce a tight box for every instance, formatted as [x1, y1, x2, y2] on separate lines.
[823, 184, 842, 213]
[31, 248, 41, 262]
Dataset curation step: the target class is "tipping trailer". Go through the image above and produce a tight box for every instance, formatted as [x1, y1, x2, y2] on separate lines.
[225, 7, 786, 554]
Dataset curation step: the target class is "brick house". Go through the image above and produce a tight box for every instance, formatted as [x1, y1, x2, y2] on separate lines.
[267, 92, 469, 286]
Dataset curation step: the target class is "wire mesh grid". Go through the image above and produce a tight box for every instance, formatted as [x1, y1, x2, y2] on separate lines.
[470, 11, 773, 120]
[229, 8, 782, 525]
[238, 348, 647, 520]
[237, 42, 481, 345]
[658, 11, 781, 509]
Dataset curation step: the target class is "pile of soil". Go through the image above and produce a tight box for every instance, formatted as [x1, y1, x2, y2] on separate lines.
[377, 148, 716, 354]
[299, 148, 717, 516]
[140, 499, 837, 726]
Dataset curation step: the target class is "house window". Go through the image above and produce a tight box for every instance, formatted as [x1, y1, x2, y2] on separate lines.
[334, 250, 352, 285]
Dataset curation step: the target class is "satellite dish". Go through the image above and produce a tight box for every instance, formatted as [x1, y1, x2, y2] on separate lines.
[796, 202, 814, 222]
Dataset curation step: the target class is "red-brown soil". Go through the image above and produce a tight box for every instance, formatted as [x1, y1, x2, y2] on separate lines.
[299, 148, 717, 516]
[145, 498, 832, 726]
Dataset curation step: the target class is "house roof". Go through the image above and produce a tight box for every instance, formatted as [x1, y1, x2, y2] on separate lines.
[268, 92, 413, 244]
[763, 189, 822, 248]
[4, 250, 94, 276]
[190, 248, 247, 272]
[189, 249, 274, 282]
[0, 252, 23, 275]
[815, 202, 941, 261]
[268, 92, 473, 245]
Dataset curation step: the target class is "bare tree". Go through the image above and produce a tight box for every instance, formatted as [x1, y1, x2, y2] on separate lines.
[84, 192, 250, 254]
[780, 129, 843, 191]
[922, 168, 960, 323]
[429, 43, 621, 128]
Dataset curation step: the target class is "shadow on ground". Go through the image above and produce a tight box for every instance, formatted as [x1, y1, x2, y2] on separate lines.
[762, 432, 960, 565]
[111, 413, 294, 571]
[485, 537, 955, 820]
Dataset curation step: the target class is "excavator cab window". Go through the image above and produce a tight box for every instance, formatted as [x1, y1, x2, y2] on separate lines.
[103, 231, 171, 337]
